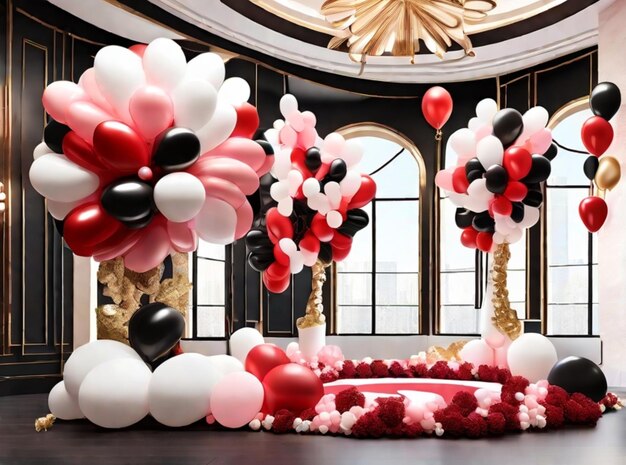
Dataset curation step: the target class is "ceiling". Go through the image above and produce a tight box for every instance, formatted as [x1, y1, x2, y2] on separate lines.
[49, 0, 611, 83]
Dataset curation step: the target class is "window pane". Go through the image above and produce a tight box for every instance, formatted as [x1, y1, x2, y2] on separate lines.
[197, 240, 225, 260]
[375, 200, 419, 272]
[376, 273, 419, 305]
[336, 203, 372, 273]
[337, 306, 372, 334]
[375, 306, 418, 334]
[196, 259, 225, 305]
[196, 306, 225, 338]
[549, 109, 593, 186]
[371, 150, 419, 198]
[336, 273, 372, 305]
[440, 271, 475, 305]
[440, 305, 480, 334]
[547, 304, 588, 335]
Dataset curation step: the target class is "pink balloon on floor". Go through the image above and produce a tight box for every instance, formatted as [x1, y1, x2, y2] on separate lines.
[129, 86, 174, 140]
[210, 371, 264, 428]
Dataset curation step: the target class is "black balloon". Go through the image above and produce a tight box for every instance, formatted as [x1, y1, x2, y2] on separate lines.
[43, 119, 71, 154]
[547, 356, 608, 402]
[523, 189, 543, 208]
[128, 302, 185, 364]
[152, 127, 201, 171]
[522, 155, 552, 184]
[466, 169, 484, 184]
[246, 228, 273, 251]
[123, 211, 155, 229]
[472, 212, 495, 233]
[511, 202, 525, 223]
[465, 158, 485, 177]
[543, 143, 558, 161]
[53, 218, 64, 236]
[327, 159, 347, 183]
[485, 165, 509, 194]
[583, 156, 599, 181]
[247, 250, 274, 272]
[305, 147, 322, 173]
[255, 139, 274, 156]
[337, 209, 369, 237]
[101, 178, 154, 223]
[590, 82, 621, 121]
[454, 208, 476, 229]
[318, 242, 333, 264]
[492, 108, 524, 147]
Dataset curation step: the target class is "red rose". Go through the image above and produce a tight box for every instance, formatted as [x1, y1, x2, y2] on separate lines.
[335, 386, 365, 414]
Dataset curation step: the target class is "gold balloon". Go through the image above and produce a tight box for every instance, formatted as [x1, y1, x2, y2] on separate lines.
[595, 156, 622, 191]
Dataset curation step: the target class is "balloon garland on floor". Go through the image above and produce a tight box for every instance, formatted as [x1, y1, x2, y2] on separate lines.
[30, 38, 273, 272]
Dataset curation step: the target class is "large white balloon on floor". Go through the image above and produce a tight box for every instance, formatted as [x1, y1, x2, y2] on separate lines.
[149, 353, 221, 427]
[63, 339, 143, 398]
[459, 339, 494, 367]
[207, 354, 244, 377]
[79, 358, 152, 428]
[229, 327, 264, 363]
[48, 381, 83, 420]
[507, 333, 558, 382]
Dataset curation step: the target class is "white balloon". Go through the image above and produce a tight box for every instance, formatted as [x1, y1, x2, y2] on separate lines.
[468, 117, 481, 132]
[302, 178, 320, 198]
[206, 354, 244, 377]
[218, 77, 250, 106]
[271, 148, 292, 179]
[507, 333, 558, 382]
[172, 79, 217, 130]
[289, 252, 305, 274]
[29, 154, 99, 203]
[33, 142, 53, 159]
[143, 38, 186, 91]
[185, 52, 225, 89]
[287, 170, 303, 196]
[229, 327, 264, 363]
[476, 98, 498, 123]
[324, 132, 345, 155]
[506, 227, 523, 244]
[476, 135, 504, 169]
[79, 358, 151, 428]
[196, 104, 237, 154]
[279, 94, 298, 117]
[467, 178, 491, 200]
[63, 340, 142, 398]
[520, 205, 540, 228]
[522, 106, 549, 138]
[196, 197, 237, 244]
[154, 173, 206, 223]
[277, 197, 293, 217]
[48, 199, 80, 220]
[492, 232, 505, 244]
[94, 45, 145, 120]
[449, 128, 476, 158]
[279, 238, 298, 256]
[459, 339, 494, 367]
[342, 139, 363, 167]
[326, 210, 343, 228]
[149, 353, 221, 427]
[324, 182, 342, 209]
[270, 181, 289, 202]
[48, 381, 83, 420]
[340, 171, 362, 198]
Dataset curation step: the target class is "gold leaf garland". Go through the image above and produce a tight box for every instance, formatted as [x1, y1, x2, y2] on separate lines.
[490, 242, 521, 340]
[297, 259, 329, 329]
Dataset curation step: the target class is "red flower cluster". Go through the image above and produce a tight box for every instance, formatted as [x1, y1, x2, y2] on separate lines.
[500, 375, 530, 404]
[335, 386, 365, 413]
[272, 409, 296, 434]
[351, 397, 423, 439]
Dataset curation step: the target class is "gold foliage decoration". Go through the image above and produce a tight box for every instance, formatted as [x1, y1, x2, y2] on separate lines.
[297, 259, 329, 329]
[490, 242, 522, 340]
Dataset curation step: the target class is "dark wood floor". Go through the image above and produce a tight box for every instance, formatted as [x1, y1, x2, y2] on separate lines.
[1, 394, 625, 465]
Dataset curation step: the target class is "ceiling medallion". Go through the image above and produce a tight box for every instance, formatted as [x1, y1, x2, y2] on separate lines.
[321, 0, 497, 69]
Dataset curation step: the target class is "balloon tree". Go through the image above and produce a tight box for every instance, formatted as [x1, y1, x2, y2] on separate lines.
[246, 94, 376, 356]
[578, 82, 621, 232]
[436, 98, 556, 365]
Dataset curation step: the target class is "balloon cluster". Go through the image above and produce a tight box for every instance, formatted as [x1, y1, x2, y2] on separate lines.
[30, 39, 272, 272]
[246, 94, 376, 293]
[578, 82, 621, 233]
[436, 99, 556, 252]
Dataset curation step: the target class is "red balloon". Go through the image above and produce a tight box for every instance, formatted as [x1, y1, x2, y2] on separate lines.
[452, 166, 469, 193]
[262, 363, 324, 415]
[331, 232, 353, 261]
[460, 227, 478, 249]
[311, 213, 335, 242]
[579, 196, 608, 232]
[476, 232, 493, 252]
[93, 121, 150, 172]
[245, 344, 290, 381]
[299, 230, 320, 255]
[503, 181, 528, 202]
[503, 147, 532, 180]
[289, 147, 311, 178]
[273, 242, 290, 266]
[231, 102, 260, 139]
[266, 207, 294, 243]
[63, 202, 124, 255]
[581, 116, 613, 157]
[422, 86, 453, 130]
[491, 196, 512, 216]
[348, 174, 376, 208]
[62, 130, 106, 173]
[263, 262, 291, 293]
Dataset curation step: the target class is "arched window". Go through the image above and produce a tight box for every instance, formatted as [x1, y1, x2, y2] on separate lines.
[439, 140, 527, 334]
[192, 242, 229, 338]
[545, 99, 598, 335]
[334, 125, 424, 334]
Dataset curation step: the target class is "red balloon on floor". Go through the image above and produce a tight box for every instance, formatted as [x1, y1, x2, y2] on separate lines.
[245, 344, 290, 381]
[262, 363, 324, 415]
[579, 196, 608, 232]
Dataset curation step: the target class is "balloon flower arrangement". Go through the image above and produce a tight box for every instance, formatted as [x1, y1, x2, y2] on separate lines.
[579, 82, 622, 232]
[30, 38, 272, 273]
[436, 98, 556, 365]
[246, 94, 376, 357]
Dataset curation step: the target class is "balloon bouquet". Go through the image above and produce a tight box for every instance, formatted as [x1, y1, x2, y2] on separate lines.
[436, 98, 556, 367]
[579, 82, 622, 232]
[246, 94, 376, 357]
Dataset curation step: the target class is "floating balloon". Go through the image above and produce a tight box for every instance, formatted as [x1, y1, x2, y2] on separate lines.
[583, 155, 599, 181]
[579, 196, 608, 232]
[547, 356, 607, 402]
[43, 119, 72, 154]
[590, 82, 621, 121]
[492, 108, 523, 147]
[485, 165, 508, 194]
[422, 86, 453, 130]
[101, 178, 154, 224]
[595, 155, 621, 191]
[522, 154, 551, 184]
[581, 116, 613, 157]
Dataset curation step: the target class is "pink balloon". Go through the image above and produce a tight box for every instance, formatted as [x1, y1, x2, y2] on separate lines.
[78, 68, 114, 115]
[210, 371, 264, 428]
[204, 138, 266, 173]
[167, 221, 198, 252]
[258, 154, 274, 177]
[93, 229, 143, 262]
[279, 125, 297, 148]
[234, 201, 253, 240]
[129, 86, 174, 140]
[298, 127, 317, 149]
[434, 169, 454, 191]
[529, 128, 552, 154]
[197, 177, 247, 210]
[188, 157, 260, 195]
[66, 101, 114, 144]
[42, 81, 88, 124]
[123, 223, 171, 272]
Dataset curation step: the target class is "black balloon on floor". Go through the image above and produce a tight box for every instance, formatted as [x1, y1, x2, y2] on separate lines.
[128, 302, 185, 364]
[547, 356, 608, 402]
[590, 82, 621, 121]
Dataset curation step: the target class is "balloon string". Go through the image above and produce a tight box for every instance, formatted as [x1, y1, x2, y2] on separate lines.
[435, 129, 443, 141]
[552, 139, 588, 155]
[368, 147, 405, 176]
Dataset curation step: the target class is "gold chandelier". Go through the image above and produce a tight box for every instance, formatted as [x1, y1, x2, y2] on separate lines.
[321, 0, 497, 64]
